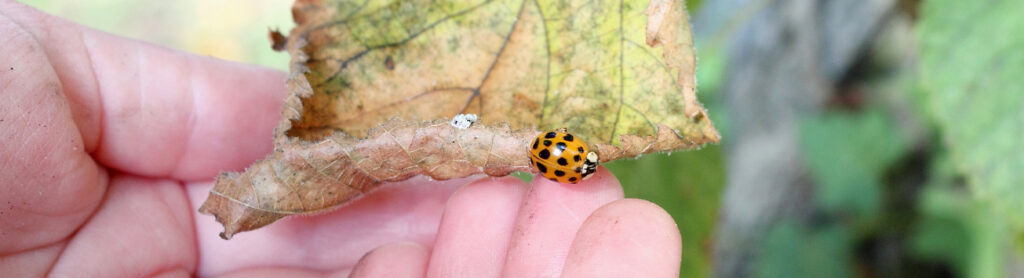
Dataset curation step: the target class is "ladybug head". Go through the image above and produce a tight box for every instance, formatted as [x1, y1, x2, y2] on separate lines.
[580, 151, 599, 179]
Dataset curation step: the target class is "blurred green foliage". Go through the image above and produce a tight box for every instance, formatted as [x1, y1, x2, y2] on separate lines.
[918, 0, 1024, 232]
[915, 0, 1024, 276]
[911, 149, 1006, 278]
[750, 108, 913, 278]
[754, 220, 853, 278]
[800, 109, 909, 218]
[747, 0, 1024, 276]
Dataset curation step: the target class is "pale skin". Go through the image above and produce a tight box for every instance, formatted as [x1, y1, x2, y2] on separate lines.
[0, 1, 682, 277]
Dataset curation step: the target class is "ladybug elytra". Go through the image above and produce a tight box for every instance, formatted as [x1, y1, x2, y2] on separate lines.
[528, 129, 598, 183]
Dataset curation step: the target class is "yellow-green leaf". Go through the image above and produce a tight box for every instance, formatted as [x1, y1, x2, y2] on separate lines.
[290, 0, 717, 154]
[200, 0, 719, 238]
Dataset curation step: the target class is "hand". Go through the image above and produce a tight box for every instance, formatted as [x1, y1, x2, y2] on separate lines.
[0, 2, 681, 277]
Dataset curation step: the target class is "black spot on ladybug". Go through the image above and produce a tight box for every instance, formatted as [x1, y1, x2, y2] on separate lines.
[578, 146, 584, 153]
[549, 177, 558, 182]
[568, 177, 577, 182]
[556, 142, 567, 152]
[557, 157, 568, 166]
[574, 155, 581, 162]
[538, 149, 550, 159]
[554, 170, 565, 177]
[575, 167, 582, 173]
[536, 162, 547, 173]
[543, 140, 552, 146]
[545, 132, 557, 138]
[563, 134, 574, 142]
[532, 139, 539, 150]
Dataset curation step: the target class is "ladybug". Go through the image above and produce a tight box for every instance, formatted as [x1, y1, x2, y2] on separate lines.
[528, 129, 599, 183]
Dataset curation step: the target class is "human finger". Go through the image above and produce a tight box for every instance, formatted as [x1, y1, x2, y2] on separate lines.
[0, 1, 286, 181]
[188, 175, 469, 276]
[47, 175, 196, 277]
[213, 267, 326, 278]
[501, 167, 623, 277]
[426, 176, 528, 277]
[348, 241, 429, 278]
[561, 199, 682, 278]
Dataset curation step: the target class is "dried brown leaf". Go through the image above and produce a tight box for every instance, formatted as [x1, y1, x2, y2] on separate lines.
[200, 0, 720, 239]
[269, 28, 287, 51]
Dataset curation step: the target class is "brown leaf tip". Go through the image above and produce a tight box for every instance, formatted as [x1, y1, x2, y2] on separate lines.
[269, 28, 288, 51]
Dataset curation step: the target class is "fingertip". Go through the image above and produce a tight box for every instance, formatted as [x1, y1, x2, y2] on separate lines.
[561, 199, 681, 278]
[576, 167, 622, 191]
[165, 59, 286, 180]
[427, 176, 527, 278]
[502, 167, 624, 277]
[349, 241, 429, 278]
[531, 166, 623, 198]
[446, 175, 528, 212]
[462, 175, 528, 195]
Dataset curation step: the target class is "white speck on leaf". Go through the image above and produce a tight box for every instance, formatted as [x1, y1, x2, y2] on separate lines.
[450, 113, 478, 129]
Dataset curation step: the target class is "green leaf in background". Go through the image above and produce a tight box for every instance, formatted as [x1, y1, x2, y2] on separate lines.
[911, 148, 1006, 278]
[918, 0, 1024, 229]
[607, 145, 724, 278]
[799, 109, 909, 217]
[912, 183, 1006, 278]
[753, 220, 853, 278]
[694, 47, 732, 140]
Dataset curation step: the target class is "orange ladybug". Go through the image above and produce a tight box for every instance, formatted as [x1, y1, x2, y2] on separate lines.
[528, 129, 599, 183]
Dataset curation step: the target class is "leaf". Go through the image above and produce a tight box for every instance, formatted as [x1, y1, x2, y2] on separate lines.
[910, 154, 1006, 278]
[753, 220, 853, 278]
[200, 0, 719, 239]
[917, 0, 1024, 230]
[202, 121, 536, 238]
[799, 109, 909, 217]
[269, 28, 287, 51]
